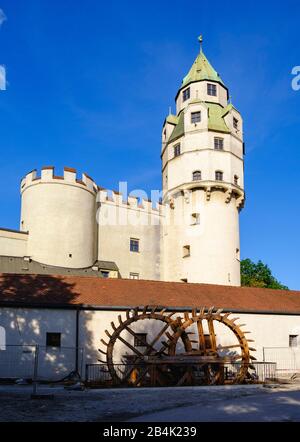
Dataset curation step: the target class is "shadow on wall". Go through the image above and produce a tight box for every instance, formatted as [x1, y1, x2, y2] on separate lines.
[0, 274, 99, 381]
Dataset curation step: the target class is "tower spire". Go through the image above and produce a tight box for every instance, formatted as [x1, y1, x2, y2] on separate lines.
[198, 34, 203, 53]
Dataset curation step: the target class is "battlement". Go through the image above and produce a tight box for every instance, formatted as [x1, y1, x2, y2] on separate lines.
[97, 188, 164, 215]
[20, 167, 98, 194]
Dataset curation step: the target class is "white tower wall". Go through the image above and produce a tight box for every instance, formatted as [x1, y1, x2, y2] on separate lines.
[161, 44, 245, 286]
[20, 167, 97, 268]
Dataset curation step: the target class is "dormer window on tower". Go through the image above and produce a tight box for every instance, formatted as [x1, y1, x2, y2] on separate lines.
[191, 111, 201, 124]
[182, 88, 190, 102]
[174, 144, 181, 157]
[207, 83, 217, 96]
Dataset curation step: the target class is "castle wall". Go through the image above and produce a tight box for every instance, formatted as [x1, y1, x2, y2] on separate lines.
[0, 229, 28, 257]
[97, 190, 163, 280]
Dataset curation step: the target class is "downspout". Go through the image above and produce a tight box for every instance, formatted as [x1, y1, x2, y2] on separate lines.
[75, 308, 80, 373]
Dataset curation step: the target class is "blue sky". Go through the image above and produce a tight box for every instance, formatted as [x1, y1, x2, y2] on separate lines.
[0, 1, 300, 288]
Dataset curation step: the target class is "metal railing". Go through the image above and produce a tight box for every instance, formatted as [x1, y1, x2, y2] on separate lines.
[85, 361, 277, 387]
[0, 345, 84, 382]
[263, 347, 300, 376]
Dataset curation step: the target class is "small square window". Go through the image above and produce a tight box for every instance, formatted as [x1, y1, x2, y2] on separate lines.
[191, 111, 201, 124]
[130, 238, 139, 253]
[289, 335, 298, 347]
[174, 144, 181, 157]
[130, 272, 139, 280]
[46, 332, 61, 348]
[182, 88, 190, 101]
[101, 271, 109, 278]
[134, 333, 147, 347]
[214, 137, 224, 150]
[183, 245, 190, 258]
[207, 83, 217, 96]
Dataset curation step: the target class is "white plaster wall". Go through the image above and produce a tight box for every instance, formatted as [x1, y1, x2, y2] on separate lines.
[2, 307, 300, 379]
[162, 190, 240, 285]
[21, 181, 97, 268]
[0, 307, 77, 380]
[0, 230, 28, 257]
[97, 200, 162, 280]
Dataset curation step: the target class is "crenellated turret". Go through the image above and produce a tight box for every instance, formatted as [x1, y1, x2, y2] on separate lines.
[20, 166, 98, 268]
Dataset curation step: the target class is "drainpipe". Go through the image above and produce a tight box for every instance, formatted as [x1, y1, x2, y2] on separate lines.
[75, 308, 80, 373]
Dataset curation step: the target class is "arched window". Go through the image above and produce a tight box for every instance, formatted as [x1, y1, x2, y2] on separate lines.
[193, 171, 201, 181]
[0, 326, 6, 351]
[215, 171, 223, 181]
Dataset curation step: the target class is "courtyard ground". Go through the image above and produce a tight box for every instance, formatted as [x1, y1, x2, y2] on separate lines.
[0, 383, 300, 422]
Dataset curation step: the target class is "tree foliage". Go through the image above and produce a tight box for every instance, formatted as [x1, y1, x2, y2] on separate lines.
[241, 259, 289, 290]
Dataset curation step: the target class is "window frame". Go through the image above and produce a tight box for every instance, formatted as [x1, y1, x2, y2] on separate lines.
[233, 117, 239, 130]
[215, 171, 224, 181]
[192, 170, 202, 181]
[183, 245, 191, 258]
[130, 238, 140, 253]
[207, 83, 217, 97]
[130, 272, 140, 280]
[174, 143, 181, 157]
[214, 137, 224, 150]
[191, 111, 201, 124]
[182, 87, 190, 102]
[134, 333, 147, 347]
[289, 335, 298, 348]
[46, 332, 61, 348]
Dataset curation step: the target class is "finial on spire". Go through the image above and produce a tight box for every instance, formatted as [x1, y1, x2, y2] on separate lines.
[198, 34, 203, 53]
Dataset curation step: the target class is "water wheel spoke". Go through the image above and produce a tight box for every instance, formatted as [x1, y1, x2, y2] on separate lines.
[143, 323, 171, 356]
[197, 319, 206, 351]
[208, 318, 217, 351]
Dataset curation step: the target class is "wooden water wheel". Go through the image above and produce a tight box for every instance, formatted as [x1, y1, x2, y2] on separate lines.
[98, 306, 256, 387]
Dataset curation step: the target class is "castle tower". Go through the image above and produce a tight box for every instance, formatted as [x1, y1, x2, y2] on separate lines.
[20, 167, 98, 268]
[161, 37, 245, 286]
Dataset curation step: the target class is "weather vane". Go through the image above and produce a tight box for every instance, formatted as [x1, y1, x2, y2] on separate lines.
[198, 34, 203, 53]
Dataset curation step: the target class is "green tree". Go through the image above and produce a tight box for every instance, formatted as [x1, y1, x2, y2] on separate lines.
[241, 259, 289, 290]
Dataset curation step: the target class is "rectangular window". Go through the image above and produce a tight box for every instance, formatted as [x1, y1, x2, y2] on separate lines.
[46, 332, 61, 348]
[214, 137, 224, 150]
[234, 175, 239, 186]
[215, 171, 223, 181]
[130, 238, 139, 253]
[183, 245, 191, 258]
[191, 111, 201, 124]
[174, 144, 181, 157]
[130, 272, 139, 280]
[233, 117, 239, 129]
[207, 83, 217, 96]
[182, 88, 190, 101]
[289, 335, 298, 347]
[101, 271, 109, 278]
[134, 333, 147, 347]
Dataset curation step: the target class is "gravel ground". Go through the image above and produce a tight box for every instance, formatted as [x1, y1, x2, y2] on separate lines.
[0, 383, 300, 422]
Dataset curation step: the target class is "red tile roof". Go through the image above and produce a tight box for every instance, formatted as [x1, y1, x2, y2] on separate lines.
[0, 273, 300, 314]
